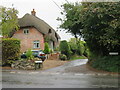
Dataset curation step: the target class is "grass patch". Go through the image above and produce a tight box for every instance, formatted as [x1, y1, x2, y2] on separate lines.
[70, 54, 87, 61]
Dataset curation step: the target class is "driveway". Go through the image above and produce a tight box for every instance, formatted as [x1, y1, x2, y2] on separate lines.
[2, 59, 119, 88]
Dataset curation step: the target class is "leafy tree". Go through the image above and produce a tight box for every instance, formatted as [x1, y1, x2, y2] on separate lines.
[57, 3, 83, 38]
[69, 38, 86, 56]
[76, 41, 85, 56]
[68, 38, 77, 54]
[59, 40, 71, 59]
[59, 2, 120, 56]
[81, 2, 120, 56]
[0, 6, 19, 37]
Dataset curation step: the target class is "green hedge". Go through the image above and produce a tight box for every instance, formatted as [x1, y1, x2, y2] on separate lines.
[2, 38, 20, 65]
[90, 56, 120, 73]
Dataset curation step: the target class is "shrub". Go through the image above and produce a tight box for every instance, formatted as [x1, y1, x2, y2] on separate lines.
[68, 38, 77, 54]
[76, 42, 85, 56]
[68, 38, 86, 56]
[83, 43, 90, 57]
[59, 40, 71, 59]
[90, 55, 120, 73]
[50, 49, 53, 54]
[26, 49, 34, 60]
[43, 42, 50, 54]
[59, 54, 67, 60]
[2, 38, 20, 66]
[54, 47, 59, 53]
[83, 48, 90, 57]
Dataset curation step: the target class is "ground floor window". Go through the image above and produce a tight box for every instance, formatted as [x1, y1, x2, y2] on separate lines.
[33, 40, 40, 48]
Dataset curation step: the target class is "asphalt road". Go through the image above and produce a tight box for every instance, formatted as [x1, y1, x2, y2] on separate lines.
[2, 59, 119, 88]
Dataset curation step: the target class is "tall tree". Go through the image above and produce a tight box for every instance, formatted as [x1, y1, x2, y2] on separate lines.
[57, 2, 83, 38]
[59, 2, 120, 56]
[81, 2, 120, 55]
[0, 6, 19, 37]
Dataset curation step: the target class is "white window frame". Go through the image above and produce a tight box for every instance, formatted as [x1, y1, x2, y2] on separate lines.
[23, 28, 29, 34]
[33, 40, 40, 48]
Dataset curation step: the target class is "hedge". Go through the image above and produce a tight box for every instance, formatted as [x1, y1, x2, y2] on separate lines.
[2, 38, 20, 65]
[89, 55, 120, 73]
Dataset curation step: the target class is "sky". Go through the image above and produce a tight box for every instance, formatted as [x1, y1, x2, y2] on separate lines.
[0, 0, 82, 41]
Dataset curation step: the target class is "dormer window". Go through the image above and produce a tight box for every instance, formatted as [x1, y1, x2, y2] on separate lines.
[23, 29, 29, 34]
[48, 29, 52, 33]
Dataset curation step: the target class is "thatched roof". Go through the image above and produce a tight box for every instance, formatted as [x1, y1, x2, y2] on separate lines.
[18, 13, 60, 42]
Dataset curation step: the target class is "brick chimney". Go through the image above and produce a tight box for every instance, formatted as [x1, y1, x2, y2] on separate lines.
[31, 9, 36, 16]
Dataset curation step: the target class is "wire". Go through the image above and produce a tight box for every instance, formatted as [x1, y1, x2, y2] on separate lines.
[65, 0, 69, 3]
[51, 0, 63, 11]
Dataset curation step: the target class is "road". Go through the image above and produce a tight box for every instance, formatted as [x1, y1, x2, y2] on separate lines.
[2, 59, 119, 88]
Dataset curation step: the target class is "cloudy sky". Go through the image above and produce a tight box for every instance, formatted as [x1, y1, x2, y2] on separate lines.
[1, 0, 82, 41]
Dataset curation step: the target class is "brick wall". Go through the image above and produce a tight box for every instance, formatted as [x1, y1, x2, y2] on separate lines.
[12, 27, 44, 52]
[48, 53, 60, 60]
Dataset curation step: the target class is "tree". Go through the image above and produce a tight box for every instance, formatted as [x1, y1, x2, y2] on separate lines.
[59, 40, 71, 59]
[81, 2, 120, 56]
[57, 3, 83, 38]
[59, 2, 120, 56]
[68, 38, 77, 54]
[69, 38, 85, 56]
[0, 6, 19, 37]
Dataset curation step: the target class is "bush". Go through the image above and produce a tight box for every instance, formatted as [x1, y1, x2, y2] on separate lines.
[68, 38, 77, 54]
[54, 47, 59, 53]
[76, 42, 85, 56]
[2, 38, 20, 66]
[59, 54, 67, 60]
[90, 56, 120, 73]
[59, 40, 71, 59]
[26, 49, 34, 60]
[83, 48, 89, 57]
[83, 43, 90, 57]
[68, 38, 86, 56]
[44, 42, 50, 54]
[49, 49, 53, 54]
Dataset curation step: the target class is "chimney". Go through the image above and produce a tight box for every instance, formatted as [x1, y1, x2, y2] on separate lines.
[31, 9, 36, 16]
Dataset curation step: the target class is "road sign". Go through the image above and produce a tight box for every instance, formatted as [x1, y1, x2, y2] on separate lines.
[109, 52, 118, 55]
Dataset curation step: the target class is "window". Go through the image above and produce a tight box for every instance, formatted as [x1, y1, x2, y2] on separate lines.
[23, 29, 29, 34]
[33, 40, 40, 48]
[48, 29, 52, 33]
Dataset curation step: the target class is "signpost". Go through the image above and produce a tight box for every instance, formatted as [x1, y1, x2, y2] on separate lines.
[35, 61, 43, 70]
[109, 52, 119, 55]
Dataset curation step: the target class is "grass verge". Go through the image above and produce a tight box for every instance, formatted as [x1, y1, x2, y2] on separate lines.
[70, 55, 87, 61]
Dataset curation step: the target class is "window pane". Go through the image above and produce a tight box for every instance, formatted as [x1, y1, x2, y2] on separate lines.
[33, 40, 40, 48]
[23, 29, 29, 34]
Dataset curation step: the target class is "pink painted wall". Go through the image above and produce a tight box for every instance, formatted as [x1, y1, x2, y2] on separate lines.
[12, 27, 44, 52]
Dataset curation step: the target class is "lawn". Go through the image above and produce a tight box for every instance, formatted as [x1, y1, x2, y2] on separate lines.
[70, 55, 87, 61]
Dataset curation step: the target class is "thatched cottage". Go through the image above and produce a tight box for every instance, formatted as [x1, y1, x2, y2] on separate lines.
[12, 9, 60, 52]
